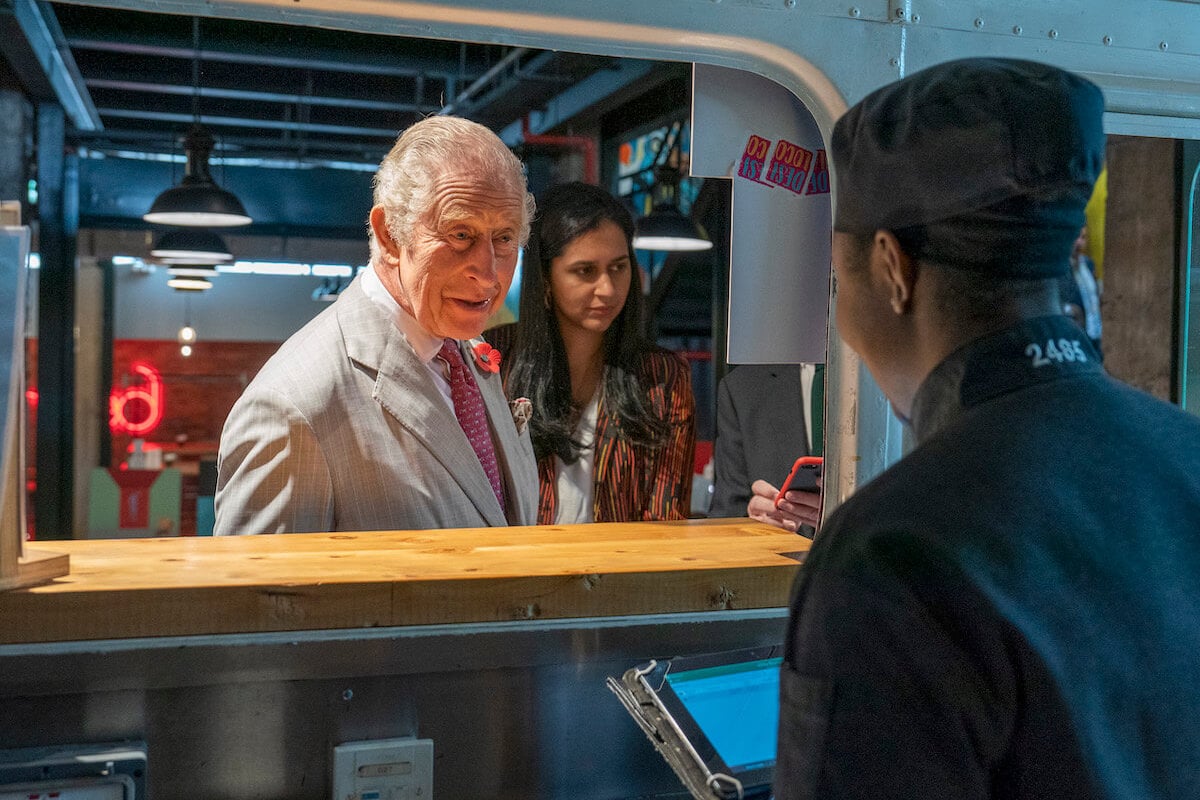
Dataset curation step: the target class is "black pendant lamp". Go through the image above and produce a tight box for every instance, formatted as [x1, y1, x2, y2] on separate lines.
[632, 201, 713, 252]
[166, 275, 214, 292]
[144, 126, 251, 227]
[150, 227, 233, 264]
[143, 18, 251, 228]
[630, 126, 712, 252]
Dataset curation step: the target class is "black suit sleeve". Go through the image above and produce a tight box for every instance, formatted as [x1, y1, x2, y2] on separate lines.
[710, 374, 751, 517]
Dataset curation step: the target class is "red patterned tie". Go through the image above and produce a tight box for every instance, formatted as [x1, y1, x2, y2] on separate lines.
[438, 339, 506, 510]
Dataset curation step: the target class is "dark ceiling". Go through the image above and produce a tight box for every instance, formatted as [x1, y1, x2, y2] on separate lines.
[27, 2, 673, 168]
[0, 1, 713, 338]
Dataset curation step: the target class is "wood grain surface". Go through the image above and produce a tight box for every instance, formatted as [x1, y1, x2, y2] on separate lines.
[0, 519, 808, 643]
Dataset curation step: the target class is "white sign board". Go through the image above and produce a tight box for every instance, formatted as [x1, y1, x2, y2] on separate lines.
[692, 64, 831, 364]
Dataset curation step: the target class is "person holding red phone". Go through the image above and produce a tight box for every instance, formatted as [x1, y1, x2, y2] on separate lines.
[711, 363, 824, 534]
[746, 467, 821, 534]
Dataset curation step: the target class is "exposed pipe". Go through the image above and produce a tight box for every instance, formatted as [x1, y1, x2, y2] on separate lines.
[439, 47, 529, 116]
[67, 37, 466, 80]
[520, 114, 598, 186]
[85, 78, 435, 113]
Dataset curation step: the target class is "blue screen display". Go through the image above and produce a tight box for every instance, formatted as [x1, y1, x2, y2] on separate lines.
[664, 657, 782, 771]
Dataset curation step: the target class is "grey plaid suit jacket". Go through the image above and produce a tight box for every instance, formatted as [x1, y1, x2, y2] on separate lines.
[213, 275, 539, 535]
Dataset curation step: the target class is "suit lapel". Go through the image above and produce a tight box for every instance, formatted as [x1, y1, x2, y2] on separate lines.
[469, 339, 538, 526]
[338, 279, 507, 526]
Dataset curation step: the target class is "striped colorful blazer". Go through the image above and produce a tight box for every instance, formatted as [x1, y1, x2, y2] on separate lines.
[487, 326, 696, 524]
[538, 348, 696, 524]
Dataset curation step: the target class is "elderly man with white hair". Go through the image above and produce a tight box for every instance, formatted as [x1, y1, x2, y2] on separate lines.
[215, 116, 539, 535]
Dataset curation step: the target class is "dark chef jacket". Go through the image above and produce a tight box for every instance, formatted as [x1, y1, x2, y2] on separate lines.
[774, 315, 1200, 800]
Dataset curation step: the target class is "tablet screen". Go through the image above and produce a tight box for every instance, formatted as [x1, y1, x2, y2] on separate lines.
[664, 657, 782, 772]
[662, 657, 782, 777]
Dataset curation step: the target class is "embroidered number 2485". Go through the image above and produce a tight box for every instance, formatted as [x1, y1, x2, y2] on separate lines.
[1025, 338, 1087, 367]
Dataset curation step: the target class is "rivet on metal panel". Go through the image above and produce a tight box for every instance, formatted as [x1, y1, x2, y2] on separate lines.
[912, 13, 920, 22]
[974, 18, 984, 29]
[1013, 25, 1023, 35]
[849, 6, 861, 17]
[889, 57, 899, 67]
[888, 0, 913, 22]
[1102, 35, 1113, 45]
[1160, 41, 1169, 50]
[1049, 29, 1059, 39]
[786, 0, 796, 7]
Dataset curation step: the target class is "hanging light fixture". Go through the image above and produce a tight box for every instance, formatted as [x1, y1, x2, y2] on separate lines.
[167, 266, 219, 278]
[143, 18, 251, 227]
[150, 228, 233, 264]
[177, 295, 199, 357]
[631, 125, 712, 253]
[178, 322, 197, 359]
[632, 197, 714, 252]
[167, 276, 213, 292]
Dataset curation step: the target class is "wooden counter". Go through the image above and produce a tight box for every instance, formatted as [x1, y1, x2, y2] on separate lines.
[0, 519, 808, 644]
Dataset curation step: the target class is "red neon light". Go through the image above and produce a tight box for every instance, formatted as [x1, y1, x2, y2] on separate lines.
[110, 361, 165, 436]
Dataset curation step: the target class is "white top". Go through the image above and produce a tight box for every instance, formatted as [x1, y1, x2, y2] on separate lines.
[360, 266, 455, 412]
[553, 389, 602, 525]
[800, 362, 816, 453]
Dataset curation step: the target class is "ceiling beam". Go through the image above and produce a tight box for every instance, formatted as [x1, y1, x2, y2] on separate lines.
[438, 46, 528, 116]
[95, 107, 401, 139]
[0, 0, 100, 130]
[79, 128, 383, 153]
[498, 59, 663, 145]
[85, 78, 439, 114]
[67, 36, 478, 81]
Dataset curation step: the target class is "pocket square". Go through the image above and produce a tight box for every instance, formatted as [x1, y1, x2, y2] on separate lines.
[509, 397, 532, 435]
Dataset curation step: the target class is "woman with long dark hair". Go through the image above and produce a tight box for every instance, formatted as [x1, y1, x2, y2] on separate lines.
[487, 182, 695, 524]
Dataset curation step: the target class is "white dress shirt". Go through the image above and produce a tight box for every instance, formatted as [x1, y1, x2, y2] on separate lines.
[553, 388, 601, 524]
[360, 266, 455, 412]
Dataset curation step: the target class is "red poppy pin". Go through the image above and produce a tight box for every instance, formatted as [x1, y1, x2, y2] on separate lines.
[472, 342, 501, 373]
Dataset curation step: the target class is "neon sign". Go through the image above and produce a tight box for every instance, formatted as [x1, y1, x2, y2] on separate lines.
[110, 361, 164, 436]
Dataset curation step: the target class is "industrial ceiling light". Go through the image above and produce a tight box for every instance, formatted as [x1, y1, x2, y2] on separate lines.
[632, 202, 713, 252]
[143, 18, 251, 227]
[144, 125, 251, 226]
[629, 124, 712, 252]
[167, 276, 213, 291]
[167, 266, 219, 278]
[178, 296, 198, 356]
[150, 228, 233, 263]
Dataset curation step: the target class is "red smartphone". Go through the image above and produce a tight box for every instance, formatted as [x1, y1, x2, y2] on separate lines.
[775, 456, 823, 508]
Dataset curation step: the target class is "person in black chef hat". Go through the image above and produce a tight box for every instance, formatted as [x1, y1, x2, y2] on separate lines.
[773, 58, 1200, 800]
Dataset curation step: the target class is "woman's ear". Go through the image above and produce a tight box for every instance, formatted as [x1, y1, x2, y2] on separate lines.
[874, 230, 917, 315]
[369, 205, 402, 265]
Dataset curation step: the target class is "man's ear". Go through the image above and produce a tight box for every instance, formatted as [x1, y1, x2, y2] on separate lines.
[874, 229, 917, 315]
[369, 205, 402, 265]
